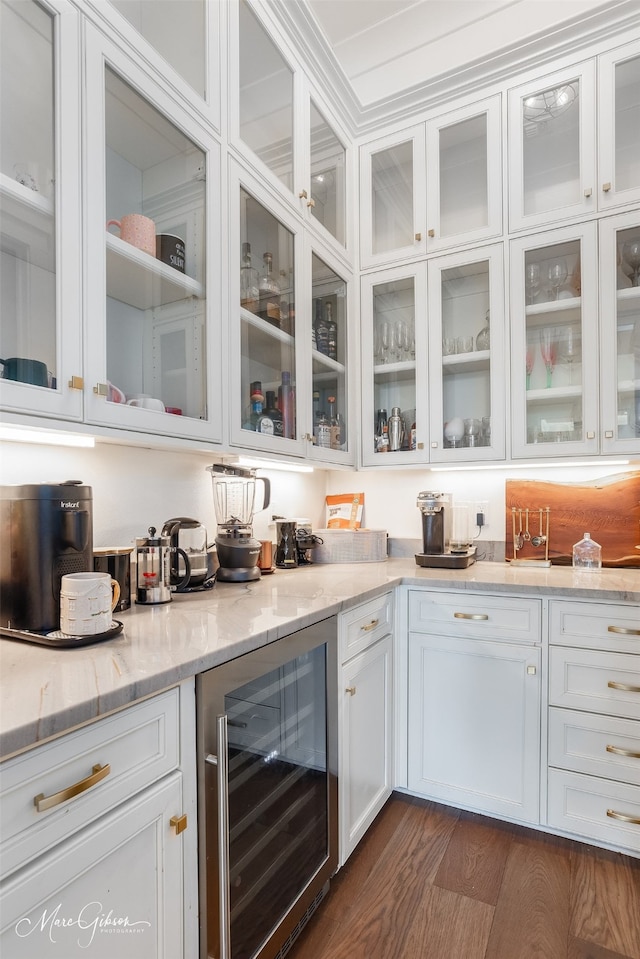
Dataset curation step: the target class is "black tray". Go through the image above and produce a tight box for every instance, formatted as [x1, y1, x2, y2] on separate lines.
[0, 620, 124, 648]
[415, 549, 476, 569]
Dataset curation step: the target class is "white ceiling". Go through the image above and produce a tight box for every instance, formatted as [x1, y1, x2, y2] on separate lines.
[304, 0, 625, 106]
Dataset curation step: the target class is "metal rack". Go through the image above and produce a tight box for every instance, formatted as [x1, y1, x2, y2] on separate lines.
[510, 507, 551, 567]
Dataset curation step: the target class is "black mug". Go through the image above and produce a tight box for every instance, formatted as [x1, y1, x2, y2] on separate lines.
[156, 234, 185, 273]
[93, 548, 133, 612]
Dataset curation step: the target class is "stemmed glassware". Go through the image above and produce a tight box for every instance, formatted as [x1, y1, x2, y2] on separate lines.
[525, 262, 541, 305]
[622, 237, 640, 287]
[557, 325, 580, 385]
[525, 346, 535, 390]
[539, 327, 558, 388]
[547, 257, 568, 300]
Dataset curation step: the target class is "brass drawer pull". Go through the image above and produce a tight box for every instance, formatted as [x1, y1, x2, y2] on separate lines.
[345, 686, 356, 696]
[606, 808, 640, 825]
[606, 745, 640, 759]
[360, 619, 379, 632]
[608, 625, 640, 636]
[34, 763, 111, 812]
[454, 612, 489, 621]
[608, 681, 640, 693]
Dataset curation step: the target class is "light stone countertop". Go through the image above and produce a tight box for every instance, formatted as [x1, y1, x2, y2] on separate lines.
[1, 559, 638, 760]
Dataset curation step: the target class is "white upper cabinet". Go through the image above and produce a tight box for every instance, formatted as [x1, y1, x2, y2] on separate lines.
[425, 95, 502, 253]
[508, 61, 597, 233]
[509, 44, 640, 233]
[83, 25, 222, 443]
[0, 0, 83, 421]
[598, 39, 640, 213]
[359, 96, 502, 270]
[230, 0, 350, 260]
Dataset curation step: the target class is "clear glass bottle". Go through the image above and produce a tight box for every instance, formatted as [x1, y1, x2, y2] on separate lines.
[240, 242, 259, 313]
[315, 411, 331, 448]
[278, 371, 295, 439]
[258, 252, 281, 327]
[328, 396, 341, 449]
[476, 309, 490, 351]
[572, 532, 602, 570]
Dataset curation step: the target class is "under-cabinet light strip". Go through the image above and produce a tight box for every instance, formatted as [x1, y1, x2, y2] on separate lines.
[430, 459, 630, 472]
[0, 425, 95, 448]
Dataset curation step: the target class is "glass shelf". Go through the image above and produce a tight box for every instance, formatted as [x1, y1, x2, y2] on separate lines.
[106, 233, 203, 308]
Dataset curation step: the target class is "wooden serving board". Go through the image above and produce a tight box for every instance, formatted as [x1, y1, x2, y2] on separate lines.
[505, 472, 640, 567]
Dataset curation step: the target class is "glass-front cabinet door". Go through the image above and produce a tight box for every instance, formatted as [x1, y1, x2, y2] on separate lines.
[361, 265, 427, 467]
[231, 171, 300, 452]
[425, 95, 502, 253]
[83, 26, 220, 442]
[309, 248, 350, 462]
[508, 63, 596, 233]
[308, 98, 346, 249]
[598, 39, 640, 212]
[0, 0, 82, 420]
[510, 222, 599, 458]
[359, 127, 426, 270]
[599, 211, 640, 455]
[427, 244, 505, 463]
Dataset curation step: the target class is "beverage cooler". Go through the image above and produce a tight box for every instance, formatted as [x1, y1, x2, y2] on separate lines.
[196, 617, 338, 959]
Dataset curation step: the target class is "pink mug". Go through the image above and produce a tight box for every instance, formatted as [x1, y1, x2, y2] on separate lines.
[107, 214, 155, 256]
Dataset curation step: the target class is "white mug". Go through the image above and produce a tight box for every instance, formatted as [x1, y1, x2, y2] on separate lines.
[126, 395, 165, 412]
[60, 572, 120, 637]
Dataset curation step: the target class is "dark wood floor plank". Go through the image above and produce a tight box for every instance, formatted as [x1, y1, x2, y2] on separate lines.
[434, 810, 514, 906]
[288, 798, 459, 959]
[568, 937, 634, 959]
[570, 845, 640, 959]
[484, 838, 571, 959]
[405, 883, 495, 959]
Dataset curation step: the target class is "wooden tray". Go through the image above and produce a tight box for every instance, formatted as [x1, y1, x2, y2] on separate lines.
[505, 472, 640, 567]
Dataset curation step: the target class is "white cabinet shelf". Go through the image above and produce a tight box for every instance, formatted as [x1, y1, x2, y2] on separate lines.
[106, 232, 203, 308]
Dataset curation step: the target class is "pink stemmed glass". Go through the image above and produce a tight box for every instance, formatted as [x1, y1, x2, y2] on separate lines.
[526, 347, 535, 390]
[539, 328, 558, 388]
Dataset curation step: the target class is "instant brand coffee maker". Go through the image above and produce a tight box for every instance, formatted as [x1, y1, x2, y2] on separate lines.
[208, 465, 271, 582]
[0, 480, 93, 634]
[415, 490, 476, 569]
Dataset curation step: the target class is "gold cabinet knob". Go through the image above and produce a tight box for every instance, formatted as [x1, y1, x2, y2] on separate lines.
[68, 376, 84, 390]
[93, 382, 108, 396]
[584, 187, 593, 197]
[602, 182, 612, 192]
[298, 189, 308, 199]
[415, 232, 422, 241]
[345, 686, 356, 696]
[170, 814, 188, 835]
[427, 228, 435, 238]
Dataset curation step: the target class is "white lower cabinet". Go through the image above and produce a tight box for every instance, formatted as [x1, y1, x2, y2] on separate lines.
[0, 683, 197, 959]
[407, 590, 542, 824]
[547, 600, 640, 853]
[339, 594, 393, 865]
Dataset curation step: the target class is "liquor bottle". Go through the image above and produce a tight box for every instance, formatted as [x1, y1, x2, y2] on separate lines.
[328, 396, 341, 450]
[240, 242, 259, 313]
[258, 252, 281, 327]
[278, 371, 295, 439]
[312, 390, 321, 432]
[315, 299, 329, 356]
[243, 381, 264, 431]
[256, 390, 284, 437]
[326, 302, 337, 361]
[315, 411, 331, 448]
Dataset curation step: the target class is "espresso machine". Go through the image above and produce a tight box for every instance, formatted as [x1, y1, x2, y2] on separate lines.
[208, 465, 271, 582]
[0, 480, 93, 634]
[415, 490, 476, 569]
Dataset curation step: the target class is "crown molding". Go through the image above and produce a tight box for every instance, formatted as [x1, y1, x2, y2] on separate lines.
[274, 0, 640, 139]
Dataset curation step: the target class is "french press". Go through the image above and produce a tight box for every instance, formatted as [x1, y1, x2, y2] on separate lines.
[135, 526, 190, 604]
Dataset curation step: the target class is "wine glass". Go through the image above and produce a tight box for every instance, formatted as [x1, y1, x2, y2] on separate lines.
[557, 325, 581, 385]
[539, 328, 558, 388]
[525, 346, 535, 390]
[525, 262, 541, 305]
[547, 257, 568, 300]
[622, 237, 640, 287]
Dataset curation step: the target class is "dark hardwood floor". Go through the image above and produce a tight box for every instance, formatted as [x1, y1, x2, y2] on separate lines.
[286, 794, 640, 959]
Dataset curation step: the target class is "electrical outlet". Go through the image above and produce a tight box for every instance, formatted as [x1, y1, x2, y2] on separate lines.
[476, 501, 489, 527]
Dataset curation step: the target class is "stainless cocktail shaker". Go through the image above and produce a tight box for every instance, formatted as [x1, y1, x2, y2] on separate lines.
[388, 407, 404, 451]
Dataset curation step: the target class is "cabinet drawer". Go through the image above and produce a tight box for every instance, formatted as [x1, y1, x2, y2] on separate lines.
[0, 687, 180, 879]
[408, 590, 541, 643]
[550, 600, 640, 654]
[548, 707, 640, 785]
[340, 592, 393, 662]
[547, 768, 640, 854]
[549, 647, 640, 720]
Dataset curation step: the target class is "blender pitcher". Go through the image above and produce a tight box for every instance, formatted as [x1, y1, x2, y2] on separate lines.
[207, 465, 270, 531]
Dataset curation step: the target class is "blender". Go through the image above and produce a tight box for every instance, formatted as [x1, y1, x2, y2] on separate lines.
[207, 465, 271, 582]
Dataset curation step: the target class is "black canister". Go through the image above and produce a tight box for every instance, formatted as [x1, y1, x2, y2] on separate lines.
[93, 547, 133, 612]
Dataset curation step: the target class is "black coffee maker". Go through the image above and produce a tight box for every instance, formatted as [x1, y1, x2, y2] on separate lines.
[0, 481, 93, 632]
[415, 490, 475, 569]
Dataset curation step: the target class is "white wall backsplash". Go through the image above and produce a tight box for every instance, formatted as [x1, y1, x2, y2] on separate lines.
[1, 439, 636, 547]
